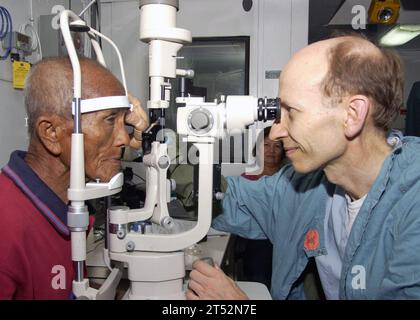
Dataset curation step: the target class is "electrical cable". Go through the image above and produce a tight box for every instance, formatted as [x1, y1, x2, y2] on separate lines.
[133, 172, 146, 182]
[79, 0, 105, 58]
[0, 6, 13, 60]
[80, 0, 92, 57]
[18, 0, 42, 61]
[79, 0, 97, 17]
[95, 0, 102, 49]
[19, 23, 43, 56]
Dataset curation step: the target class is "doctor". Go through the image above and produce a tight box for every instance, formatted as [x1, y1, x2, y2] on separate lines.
[187, 34, 420, 300]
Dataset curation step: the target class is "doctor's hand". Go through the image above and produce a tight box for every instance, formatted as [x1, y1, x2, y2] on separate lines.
[125, 94, 149, 150]
[186, 260, 249, 300]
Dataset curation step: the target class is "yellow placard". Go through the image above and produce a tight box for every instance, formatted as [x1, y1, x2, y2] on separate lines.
[13, 61, 31, 90]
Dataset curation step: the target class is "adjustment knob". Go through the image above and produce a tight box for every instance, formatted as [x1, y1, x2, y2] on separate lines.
[188, 109, 213, 133]
[191, 111, 210, 129]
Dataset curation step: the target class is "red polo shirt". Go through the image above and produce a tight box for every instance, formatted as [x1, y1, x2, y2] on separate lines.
[0, 151, 75, 299]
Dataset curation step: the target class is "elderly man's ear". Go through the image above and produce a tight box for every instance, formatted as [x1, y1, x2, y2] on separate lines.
[343, 95, 370, 139]
[35, 115, 72, 156]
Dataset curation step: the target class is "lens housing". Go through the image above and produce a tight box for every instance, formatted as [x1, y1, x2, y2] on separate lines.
[378, 7, 394, 23]
[257, 97, 280, 122]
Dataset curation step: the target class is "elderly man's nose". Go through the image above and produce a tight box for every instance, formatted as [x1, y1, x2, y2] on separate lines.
[115, 123, 130, 147]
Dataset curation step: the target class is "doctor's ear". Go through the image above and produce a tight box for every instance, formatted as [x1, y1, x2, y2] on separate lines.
[344, 95, 370, 138]
[35, 115, 71, 156]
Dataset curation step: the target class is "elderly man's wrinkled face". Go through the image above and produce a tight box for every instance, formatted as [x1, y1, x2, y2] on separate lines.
[80, 108, 130, 182]
[269, 42, 347, 174]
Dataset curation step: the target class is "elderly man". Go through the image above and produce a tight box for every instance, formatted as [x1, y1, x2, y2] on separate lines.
[0, 57, 148, 299]
[186, 34, 420, 300]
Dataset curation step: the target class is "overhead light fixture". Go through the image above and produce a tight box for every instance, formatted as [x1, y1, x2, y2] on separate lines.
[368, 0, 401, 24]
[379, 24, 420, 46]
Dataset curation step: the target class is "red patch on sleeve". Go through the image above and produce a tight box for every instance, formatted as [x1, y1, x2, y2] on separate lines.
[304, 229, 320, 251]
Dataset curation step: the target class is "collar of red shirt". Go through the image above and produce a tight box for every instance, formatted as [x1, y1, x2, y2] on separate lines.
[2, 150, 70, 236]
